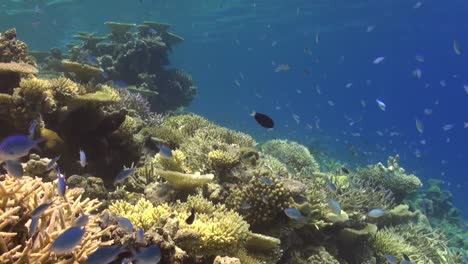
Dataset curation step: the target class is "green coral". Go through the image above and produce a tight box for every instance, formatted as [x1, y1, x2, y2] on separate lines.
[260, 139, 320, 179]
[371, 224, 461, 264]
[356, 155, 422, 201]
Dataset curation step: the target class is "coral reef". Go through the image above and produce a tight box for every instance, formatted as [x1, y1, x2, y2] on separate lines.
[355, 155, 422, 201]
[0, 175, 112, 263]
[260, 139, 320, 179]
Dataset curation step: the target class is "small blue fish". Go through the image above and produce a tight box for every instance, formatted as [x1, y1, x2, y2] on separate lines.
[327, 199, 341, 215]
[114, 168, 135, 184]
[385, 255, 398, 264]
[75, 215, 89, 227]
[29, 119, 38, 139]
[50, 226, 85, 255]
[116, 217, 134, 232]
[47, 155, 60, 171]
[373, 56, 385, 64]
[158, 145, 172, 159]
[79, 149, 87, 167]
[57, 170, 66, 197]
[87, 245, 123, 264]
[0, 135, 44, 162]
[32, 202, 53, 217]
[368, 208, 385, 218]
[29, 216, 39, 237]
[131, 245, 161, 264]
[148, 28, 157, 34]
[259, 176, 274, 185]
[87, 55, 99, 65]
[3, 160, 24, 178]
[136, 228, 145, 243]
[284, 208, 306, 222]
[113, 80, 129, 88]
[401, 261, 413, 264]
[376, 99, 386, 111]
[326, 179, 337, 193]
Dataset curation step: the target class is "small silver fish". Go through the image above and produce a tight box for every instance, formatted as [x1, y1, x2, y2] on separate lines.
[32, 202, 53, 217]
[75, 215, 89, 227]
[57, 170, 66, 197]
[327, 199, 341, 215]
[415, 118, 424, 133]
[454, 40, 462, 55]
[116, 217, 134, 232]
[284, 208, 306, 222]
[29, 216, 39, 237]
[0, 135, 44, 162]
[376, 99, 386, 111]
[114, 168, 135, 184]
[368, 208, 385, 218]
[87, 245, 123, 264]
[373, 56, 385, 64]
[79, 149, 87, 167]
[136, 228, 145, 243]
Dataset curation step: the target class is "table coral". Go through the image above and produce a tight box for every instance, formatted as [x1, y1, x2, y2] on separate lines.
[0, 175, 112, 263]
[155, 169, 214, 190]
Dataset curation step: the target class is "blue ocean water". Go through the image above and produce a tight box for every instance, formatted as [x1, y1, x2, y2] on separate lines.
[1, 0, 467, 220]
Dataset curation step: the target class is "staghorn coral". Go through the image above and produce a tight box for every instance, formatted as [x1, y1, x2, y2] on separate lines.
[0, 174, 113, 263]
[260, 139, 320, 180]
[356, 155, 422, 201]
[227, 168, 292, 227]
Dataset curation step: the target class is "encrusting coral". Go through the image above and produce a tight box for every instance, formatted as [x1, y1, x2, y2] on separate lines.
[0, 174, 113, 263]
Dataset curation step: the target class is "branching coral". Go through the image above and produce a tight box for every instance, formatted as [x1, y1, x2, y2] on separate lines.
[155, 169, 214, 190]
[260, 139, 320, 180]
[153, 150, 189, 173]
[371, 224, 461, 264]
[356, 155, 422, 201]
[109, 198, 172, 230]
[0, 175, 113, 263]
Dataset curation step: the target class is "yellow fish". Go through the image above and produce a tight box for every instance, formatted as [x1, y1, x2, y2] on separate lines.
[274, 64, 290, 72]
[40, 128, 65, 151]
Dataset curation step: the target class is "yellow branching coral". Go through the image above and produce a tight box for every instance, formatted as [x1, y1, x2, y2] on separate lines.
[49, 76, 83, 101]
[175, 195, 251, 257]
[0, 175, 112, 263]
[109, 198, 172, 230]
[18, 78, 57, 113]
[155, 169, 214, 190]
[153, 150, 189, 173]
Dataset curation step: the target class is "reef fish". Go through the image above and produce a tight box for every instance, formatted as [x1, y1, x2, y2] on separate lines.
[50, 226, 85, 255]
[29, 216, 39, 237]
[157, 145, 173, 159]
[0, 135, 44, 162]
[87, 245, 123, 264]
[116, 217, 134, 232]
[114, 168, 135, 184]
[79, 149, 87, 167]
[251, 111, 274, 128]
[453, 40, 462, 55]
[3, 160, 24, 178]
[47, 155, 60, 171]
[29, 119, 38, 138]
[185, 208, 196, 225]
[326, 180, 337, 193]
[368, 208, 385, 218]
[32, 202, 53, 217]
[327, 199, 341, 215]
[376, 99, 386, 111]
[57, 168, 66, 197]
[274, 64, 290, 72]
[415, 118, 424, 133]
[131, 245, 161, 264]
[284, 208, 306, 222]
[136, 228, 145, 243]
[341, 167, 350, 174]
[385, 255, 398, 264]
[373, 56, 385, 64]
[75, 215, 89, 227]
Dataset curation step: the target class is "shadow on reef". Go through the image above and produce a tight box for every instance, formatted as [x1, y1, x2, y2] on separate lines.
[0, 27, 466, 264]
